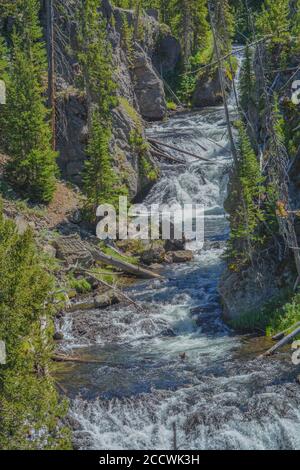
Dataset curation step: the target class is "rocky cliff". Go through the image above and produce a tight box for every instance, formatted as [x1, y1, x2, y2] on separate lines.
[51, 0, 181, 199]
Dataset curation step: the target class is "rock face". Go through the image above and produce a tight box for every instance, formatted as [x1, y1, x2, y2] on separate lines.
[192, 68, 232, 108]
[132, 45, 166, 121]
[152, 32, 181, 76]
[219, 263, 282, 323]
[52, 2, 180, 195]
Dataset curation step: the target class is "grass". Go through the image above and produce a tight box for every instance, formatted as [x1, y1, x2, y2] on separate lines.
[101, 244, 139, 265]
[167, 101, 177, 111]
[118, 96, 143, 132]
[68, 276, 92, 294]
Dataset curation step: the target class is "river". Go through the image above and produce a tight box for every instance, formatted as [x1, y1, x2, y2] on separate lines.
[57, 55, 300, 450]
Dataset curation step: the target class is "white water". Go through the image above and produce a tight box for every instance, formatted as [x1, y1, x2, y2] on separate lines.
[59, 54, 300, 450]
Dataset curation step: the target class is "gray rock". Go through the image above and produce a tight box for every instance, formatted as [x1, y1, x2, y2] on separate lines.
[132, 45, 167, 121]
[219, 261, 282, 323]
[193, 68, 232, 108]
[43, 244, 57, 258]
[141, 246, 165, 265]
[53, 332, 64, 341]
[171, 250, 194, 263]
[164, 238, 185, 252]
[94, 291, 121, 309]
[14, 215, 35, 235]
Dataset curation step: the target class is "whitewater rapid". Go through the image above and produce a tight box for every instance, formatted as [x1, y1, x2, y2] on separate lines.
[57, 54, 300, 450]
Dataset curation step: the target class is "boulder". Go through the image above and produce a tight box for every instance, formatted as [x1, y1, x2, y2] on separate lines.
[164, 238, 185, 252]
[132, 45, 167, 121]
[165, 250, 194, 263]
[94, 291, 121, 309]
[43, 243, 57, 258]
[172, 250, 194, 263]
[53, 332, 64, 341]
[14, 215, 35, 235]
[140, 246, 165, 265]
[193, 68, 232, 108]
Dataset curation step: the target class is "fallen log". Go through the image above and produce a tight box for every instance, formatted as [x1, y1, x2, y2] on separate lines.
[263, 326, 300, 357]
[150, 145, 186, 165]
[148, 138, 212, 163]
[89, 247, 163, 280]
[272, 321, 300, 341]
[72, 267, 147, 313]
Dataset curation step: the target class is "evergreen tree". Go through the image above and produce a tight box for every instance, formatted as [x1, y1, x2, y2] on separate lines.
[0, 0, 57, 203]
[78, 0, 124, 219]
[227, 122, 264, 264]
[78, 0, 117, 115]
[256, 0, 290, 44]
[239, 44, 255, 114]
[0, 204, 70, 449]
[171, 0, 210, 69]
[83, 110, 125, 219]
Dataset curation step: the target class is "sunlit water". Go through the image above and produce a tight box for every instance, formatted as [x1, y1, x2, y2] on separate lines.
[58, 53, 300, 450]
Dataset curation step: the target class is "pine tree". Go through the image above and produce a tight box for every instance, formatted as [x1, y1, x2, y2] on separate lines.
[78, 0, 124, 220]
[227, 122, 264, 264]
[239, 44, 255, 114]
[171, 0, 210, 69]
[256, 0, 290, 44]
[83, 111, 125, 219]
[0, 0, 58, 203]
[0, 204, 70, 449]
[78, 0, 117, 115]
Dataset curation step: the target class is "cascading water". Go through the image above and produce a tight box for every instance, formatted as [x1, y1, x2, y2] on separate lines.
[58, 52, 300, 450]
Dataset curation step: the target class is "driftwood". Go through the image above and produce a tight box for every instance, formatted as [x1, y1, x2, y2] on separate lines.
[72, 267, 147, 313]
[272, 321, 300, 341]
[89, 247, 163, 280]
[150, 145, 186, 165]
[147, 138, 212, 163]
[263, 326, 300, 357]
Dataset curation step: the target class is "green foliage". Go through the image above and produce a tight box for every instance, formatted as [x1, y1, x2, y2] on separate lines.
[166, 100, 177, 111]
[118, 96, 143, 131]
[226, 121, 264, 265]
[120, 13, 135, 65]
[83, 110, 126, 219]
[266, 292, 300, 337]
[78, 0, 117, 114]
[0, 205, 70, 449]
[239, 44, 256, 114]
[130, 130, 159, 182]
[256, 0, 290, 44]
[0, 0, 58, 203]
[78, 0, 125, 220]
[69, 276, 92, 294]
[101, 244, 139, 265]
